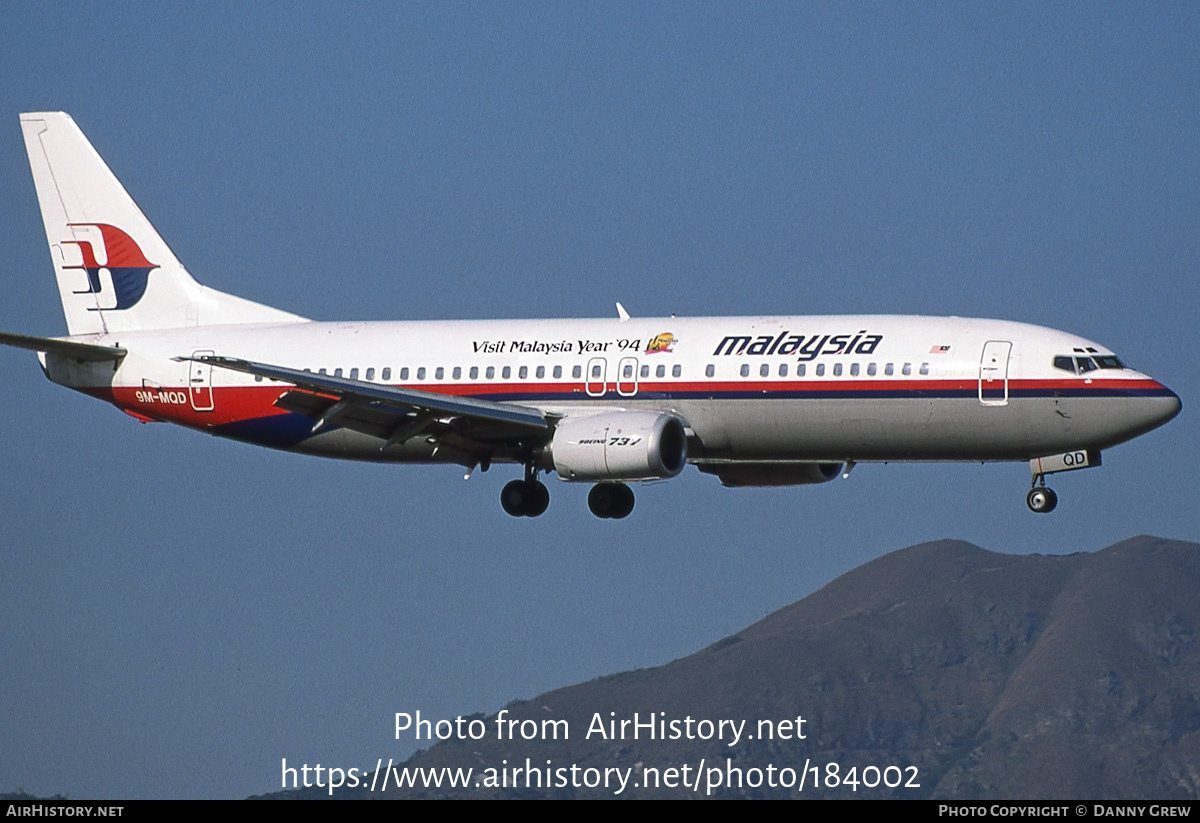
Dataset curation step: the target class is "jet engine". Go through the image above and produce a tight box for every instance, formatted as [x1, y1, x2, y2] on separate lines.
[547, 412, 687, 482]
[699, 462, 843, 487]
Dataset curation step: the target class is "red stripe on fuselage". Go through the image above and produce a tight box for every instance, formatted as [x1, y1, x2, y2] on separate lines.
[82, 376, 1171, 433]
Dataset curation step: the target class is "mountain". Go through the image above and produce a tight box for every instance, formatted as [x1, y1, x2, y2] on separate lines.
[266, 536, 1200, 799]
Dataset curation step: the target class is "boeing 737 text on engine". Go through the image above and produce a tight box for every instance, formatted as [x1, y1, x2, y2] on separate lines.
[1, 113, 1181, 518]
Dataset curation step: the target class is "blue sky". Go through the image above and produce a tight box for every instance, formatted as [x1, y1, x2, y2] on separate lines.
[1, 3, 1196, 799]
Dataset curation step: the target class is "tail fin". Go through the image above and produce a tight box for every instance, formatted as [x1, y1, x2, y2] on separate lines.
[20, 112, 304, 335]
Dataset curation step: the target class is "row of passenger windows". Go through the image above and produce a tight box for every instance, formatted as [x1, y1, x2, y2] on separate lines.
[729, 361, 930, 378]
[312, 364, 585, 381]
[272, 361, 933, 383]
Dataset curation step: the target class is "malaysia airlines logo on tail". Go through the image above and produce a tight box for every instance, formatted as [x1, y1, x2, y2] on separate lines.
[62, 223, 158, 311]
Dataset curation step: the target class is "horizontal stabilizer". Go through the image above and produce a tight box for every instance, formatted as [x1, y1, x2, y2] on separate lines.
[0, 331, 126, 362]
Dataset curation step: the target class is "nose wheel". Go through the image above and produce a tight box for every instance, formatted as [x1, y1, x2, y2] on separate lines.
[1026, 485, 1058, 514]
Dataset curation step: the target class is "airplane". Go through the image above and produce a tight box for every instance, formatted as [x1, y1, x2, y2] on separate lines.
[2, 112, 1181, 519]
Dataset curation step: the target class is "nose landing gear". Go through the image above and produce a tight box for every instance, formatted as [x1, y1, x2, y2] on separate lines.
[1024, 449, 1100, 514]
[1026, 484, 1058, 513]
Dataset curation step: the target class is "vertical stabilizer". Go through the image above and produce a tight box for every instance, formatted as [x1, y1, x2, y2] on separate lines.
[20, 112, 304, 335]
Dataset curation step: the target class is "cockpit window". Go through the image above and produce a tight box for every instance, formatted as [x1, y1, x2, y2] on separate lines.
[1053, 353, 1126, 374]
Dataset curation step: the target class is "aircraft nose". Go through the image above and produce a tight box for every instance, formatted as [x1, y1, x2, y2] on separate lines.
[1140, 382, 1182, 432]
[1159, 385, 1182, 423]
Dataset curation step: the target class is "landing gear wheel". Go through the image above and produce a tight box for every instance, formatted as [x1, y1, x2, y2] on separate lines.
[588, 484, 613, 518]
[526, 481, 550, 517]
[609, 483, 634, 519]
[588, 483, 635, 519]
[501, 480, 529, 517]
[501, 480, 550, 517]
[1026, 486, 1058, 514]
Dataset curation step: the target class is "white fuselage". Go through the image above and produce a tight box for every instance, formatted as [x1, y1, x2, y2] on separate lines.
[44, 313, 1180, 470]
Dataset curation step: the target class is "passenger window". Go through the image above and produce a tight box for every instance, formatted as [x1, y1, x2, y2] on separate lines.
[334, 367, 343, 377]
[740, 364, 750, 377]
[640, 365, 649, 378]
[350, 367, 359, 380]
[657, 365, 666, 378]
[705, 364, 715, 378]
[453, 366, 462, 380]
[779, 364, 788, 377]
[816, 363, 825, 376]
[867, 363, 876, 376]
[319, 367, 327, 374]
[591, 364, 601, 378]
[469, 366, 478, 380]
[255, 374, 262, 382]
[902, 363, 912, 376]
[417, 367, 426, 380]
[486, 366, 495, 379]
[833, 363, 843, 376]
[573, 365, 582, 379]
[382, 367, 391, 381]
[919, 363, 929, 375]
[760, 364, 770, 377]
[885, 363, 894, 376]
[797, 364, 805, 377]
[366, 367, 375, 381]
[502, 366, 511, 379]
[435, 367, 444, 380]
[401, 367, 410, 380]
[536, 366, 545, 379]
[849, 363, 859, 376]
[672, 365, 681, 378]
[553, 365, 562, 379]
[518, 366, 528, 379]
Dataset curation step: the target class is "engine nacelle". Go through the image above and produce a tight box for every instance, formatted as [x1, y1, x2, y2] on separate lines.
[699, 462, 843, 487]
[548, 412, 688, 482]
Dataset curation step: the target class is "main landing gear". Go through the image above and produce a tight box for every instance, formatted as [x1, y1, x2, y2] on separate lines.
[588, 483, 635, 519]
[501, 463, 549, 518]
[499, 471, 637, 520]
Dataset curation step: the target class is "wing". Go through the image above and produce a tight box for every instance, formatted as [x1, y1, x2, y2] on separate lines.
[181, 354, 552, 458]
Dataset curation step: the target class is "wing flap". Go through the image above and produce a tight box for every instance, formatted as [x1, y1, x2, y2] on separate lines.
[274, 389, 424, 440]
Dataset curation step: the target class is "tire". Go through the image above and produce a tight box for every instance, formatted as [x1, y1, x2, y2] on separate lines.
[588, 484, 615, 518]
[526, 481, 550, 517]
[1026, 487, 1058, 513]
[610, 483, 635, 519]
[501, 479, 530, 517]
